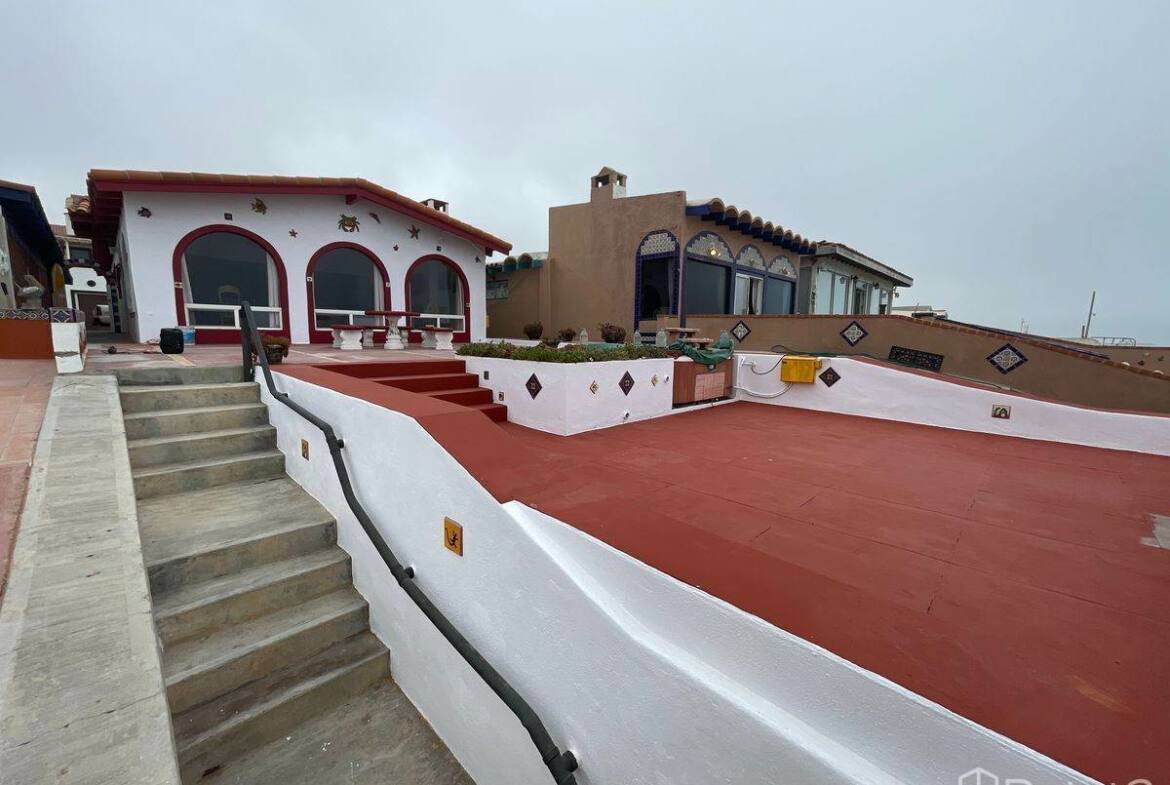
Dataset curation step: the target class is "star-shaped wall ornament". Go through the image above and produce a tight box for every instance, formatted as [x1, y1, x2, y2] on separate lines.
[136, 206, 152, 218]
[408, 225, 420, 239]
[288, 229, 298, 237]
[393, 244, 399, 251]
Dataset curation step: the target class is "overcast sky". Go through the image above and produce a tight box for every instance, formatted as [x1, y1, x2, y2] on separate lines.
[2, 1, 1167, 341]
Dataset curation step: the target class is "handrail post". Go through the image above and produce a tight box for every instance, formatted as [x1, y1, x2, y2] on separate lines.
[239, 305, 253, 381]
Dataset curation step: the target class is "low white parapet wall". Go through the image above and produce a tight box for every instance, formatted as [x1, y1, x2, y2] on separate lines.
[462, 356, 675, 435]
[734, 353, 1170, 457]
[51, 321, 87, 373]
[261, 368, 1101, 785]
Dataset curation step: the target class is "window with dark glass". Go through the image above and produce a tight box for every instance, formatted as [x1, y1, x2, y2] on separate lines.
[684, 259, 730, 315]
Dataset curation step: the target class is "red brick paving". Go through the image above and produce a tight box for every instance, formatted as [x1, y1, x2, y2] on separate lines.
[0, 359, 55, 604]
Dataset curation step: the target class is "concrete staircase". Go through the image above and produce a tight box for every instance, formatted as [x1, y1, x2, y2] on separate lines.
[117, 365, 467, 784]
[332, 360, 508, 422]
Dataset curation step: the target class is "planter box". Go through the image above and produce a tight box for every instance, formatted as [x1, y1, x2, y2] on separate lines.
[462, 355, 675, 435]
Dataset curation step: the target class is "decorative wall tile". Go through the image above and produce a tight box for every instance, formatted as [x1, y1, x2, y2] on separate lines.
[840, 320, 868, 346]
[819, 367, 841, 387]
[526, 373, 542, 399]
[736, 245, 766, 271]
[618, 371, 635, 396]
[987, 343, 1028, 374]
[888, 345, 944, 372]
[589, 380, 599, 395]
[730, 319, 752, 342]
[685, 232, 733, 263]
[651, 374, 659, 387]
[0, 309, 48, 320]
[639, 231, 678, 256]
[223, 212, 233, 221]
[769, 256, 796, 277]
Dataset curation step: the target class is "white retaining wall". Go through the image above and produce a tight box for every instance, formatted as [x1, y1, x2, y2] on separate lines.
[462, 356, 675, 435]
[260, 369, 1101, 785]
[734, 353, 1170, 457]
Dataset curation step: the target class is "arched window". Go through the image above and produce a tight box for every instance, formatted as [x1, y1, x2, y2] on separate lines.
[307, 244, 387, 341]
[733, 245, 766, 315]
[683, 231, 734, 316]
[180, 230, 283, 330]
[407, 256, 467, 337]
[635, 230, 679, 325]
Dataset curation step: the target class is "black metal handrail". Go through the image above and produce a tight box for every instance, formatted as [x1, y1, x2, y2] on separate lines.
[239, 303, 578, 784]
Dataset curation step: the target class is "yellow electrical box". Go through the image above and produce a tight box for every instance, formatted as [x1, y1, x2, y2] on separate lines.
[779, 355, 822, 383]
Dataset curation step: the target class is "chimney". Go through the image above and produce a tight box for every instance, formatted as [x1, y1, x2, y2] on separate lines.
[422, 198, 449, 214]
[590, 167, 627, 202]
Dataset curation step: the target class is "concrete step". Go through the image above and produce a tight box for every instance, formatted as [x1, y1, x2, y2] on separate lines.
[123, 402, 270, 440]
[115, 364, 246, 387]
[139, 478, 336, 591]
[120, 381, 260, 414]
[154, 548, 352, 647]
[330, 359, 466, 379]
[173, 632, 388, 783]
[128, 425, 276, 469]
[375, 372, 479, 393]
[163, 589, 370, 715]
[132, 450, 285, 499]
[425, 386, 494, 406]
[470, 402, 509, 423]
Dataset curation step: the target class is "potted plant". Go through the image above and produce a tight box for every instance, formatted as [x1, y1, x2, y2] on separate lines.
[599, 322, 627, 343]
[259, 334, 290, 365]
[523, 321, 544, 340]
[557, 327, 577, 343]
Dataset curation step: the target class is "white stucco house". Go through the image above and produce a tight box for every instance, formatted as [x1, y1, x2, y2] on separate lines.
[66, 170, 511, 344]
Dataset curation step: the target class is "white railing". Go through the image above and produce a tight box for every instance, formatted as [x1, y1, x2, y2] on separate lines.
[314, 308, 384, 330]
[185, 302, 282, 330]
[411, 313, 465, 332]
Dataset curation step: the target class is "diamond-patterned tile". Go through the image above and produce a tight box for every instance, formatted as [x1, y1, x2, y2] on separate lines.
[819, 367, 841, 387]
[987, 343, 1028, 375]
[840, 320, 868, 346]
[618, 371, 635, 396]
[589, 380, 599, 395]
[730, 320, 751, 342]
[650, 374, 659, 387]
[526, 373, 542, 399]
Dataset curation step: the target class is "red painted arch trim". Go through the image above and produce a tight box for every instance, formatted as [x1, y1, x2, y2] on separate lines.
[305, 241, 391, 344]
[404, 254, 471, 343]
[171, 224, 291, 344]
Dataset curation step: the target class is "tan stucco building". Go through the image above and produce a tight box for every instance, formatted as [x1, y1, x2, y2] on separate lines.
[487, 168, 913, 339]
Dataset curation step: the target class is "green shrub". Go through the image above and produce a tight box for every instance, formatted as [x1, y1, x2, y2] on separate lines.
[557, 327, 577, 343]
[457, 342, 673, 363]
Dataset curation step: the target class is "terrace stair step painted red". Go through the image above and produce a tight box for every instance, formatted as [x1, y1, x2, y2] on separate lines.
[340, 359, 508, 423]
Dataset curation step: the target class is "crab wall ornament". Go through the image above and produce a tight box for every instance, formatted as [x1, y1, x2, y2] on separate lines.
[338, 214, 361, 233]
[251, 198, 268, 214]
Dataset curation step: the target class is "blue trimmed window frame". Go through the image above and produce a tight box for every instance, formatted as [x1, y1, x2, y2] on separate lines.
[633, 230, 681, 327]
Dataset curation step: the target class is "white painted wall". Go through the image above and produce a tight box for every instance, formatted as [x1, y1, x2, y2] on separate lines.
[462, 356, 675, 435]
[50, 321, 86, 373]
[63, 265, 107, 307]
[261, 369, 1102, 785]
[118, 191, 488, 343]
[734, 353, 1170, 456]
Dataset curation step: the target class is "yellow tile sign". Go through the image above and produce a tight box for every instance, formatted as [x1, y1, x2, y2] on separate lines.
[443, 517, 463, 556]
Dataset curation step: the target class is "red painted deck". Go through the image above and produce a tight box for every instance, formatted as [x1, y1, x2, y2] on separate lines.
[500, 404, 1170, 785]
[275, 365, 1170, 783]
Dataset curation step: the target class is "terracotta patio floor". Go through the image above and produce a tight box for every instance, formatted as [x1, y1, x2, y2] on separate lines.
[0, 359, 55, 603]
[496, 403, 1170, 785]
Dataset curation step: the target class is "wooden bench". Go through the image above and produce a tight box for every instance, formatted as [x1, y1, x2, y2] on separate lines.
[682, 337, 713, 347]
[330, 324, 366, 351]
[420, 325, 455, 351]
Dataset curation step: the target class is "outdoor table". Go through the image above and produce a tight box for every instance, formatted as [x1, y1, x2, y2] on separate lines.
[330, 324, 365, 351]
[366, 310, 418, 350]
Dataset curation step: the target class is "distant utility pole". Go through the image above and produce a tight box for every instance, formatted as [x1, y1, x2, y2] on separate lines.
[1080, 291, 1097, 339]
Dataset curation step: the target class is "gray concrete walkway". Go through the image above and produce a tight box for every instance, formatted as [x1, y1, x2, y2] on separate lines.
[0, 375, 180, 785]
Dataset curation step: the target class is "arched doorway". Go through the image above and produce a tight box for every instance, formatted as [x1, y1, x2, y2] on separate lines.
[306, 242, 390, 343]
[404, 255, 470, 343]
[172, 225, 289, 343]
